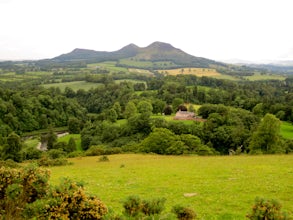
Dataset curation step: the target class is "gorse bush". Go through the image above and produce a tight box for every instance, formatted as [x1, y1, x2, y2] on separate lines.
[0, 165, 108, 219]
[24, 178, 108, 220]
[246, 197, 291, 220]
[0, 164, 50, 218]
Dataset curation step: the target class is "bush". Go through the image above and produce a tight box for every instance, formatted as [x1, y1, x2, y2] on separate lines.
[172, 205, 196, 220]
[46, 149, 66, 159]
[123, 195, 142, 217]
[0, 165, 108, 219]
[0, 159, 20, 168]
[246, 197, 291, 220]
[67, 151, 84, 158]
[23, 178, 108, 219]
[141, 197, 166, 216]
[37, 157, 71, 167]
[85, 145, 106, 156]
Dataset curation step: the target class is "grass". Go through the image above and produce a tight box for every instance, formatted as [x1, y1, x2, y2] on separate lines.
[42, 81, 102, 91]
[244, 72, 286, 81]
[159, 68, 220, 77]
[57, 134, 82, 151]
[280, 121, 293, 139]
[49, 154, 293, 219]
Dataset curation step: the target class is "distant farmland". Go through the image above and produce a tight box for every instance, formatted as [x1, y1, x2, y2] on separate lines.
[159, 68, 220, 77]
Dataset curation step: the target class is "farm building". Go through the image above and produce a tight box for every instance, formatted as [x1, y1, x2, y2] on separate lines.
[173, 110, 195, 120]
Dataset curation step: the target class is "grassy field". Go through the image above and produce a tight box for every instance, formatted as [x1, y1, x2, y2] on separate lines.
[244, 72, 286, 81]
[49, 154, 293, 219]
[280, 121, 293, 139]
[159, 68, 220, 77]
[42, 81, 102, 91]
[57, 134, 82, 151]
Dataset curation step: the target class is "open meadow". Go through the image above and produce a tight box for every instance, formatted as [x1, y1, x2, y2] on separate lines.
[49, 154, 293, 219]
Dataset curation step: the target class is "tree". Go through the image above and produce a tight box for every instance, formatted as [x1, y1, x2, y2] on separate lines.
[140, 128, 178, 154]
[249, 114, 283, 154]
[172, 98, 184, 112]
[106, 108, 118, 123]
[137, 100, 153, 115]
[124, 101, 137, 119]
[2, 132, 22, 161]
[46, 129, 57, 150]
[68, 117, 81, 134]
[66, 137, 77, 152]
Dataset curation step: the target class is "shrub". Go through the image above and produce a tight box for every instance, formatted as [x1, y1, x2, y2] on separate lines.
[0, 165, 50, 219]
[85, 145, 106, 156]
[67, 151, 84, 158]
[172, 205, 196, 220]
[37, 157, 71, 167]
[246, 197, 291, 220]
[46, 149, 66, 159]
[123, 195, 142, 217]
[0, 159, 20, 168]
[0, 165, 108, 219]
[23, 178, 108, 219]
[141, 197, 166, 216]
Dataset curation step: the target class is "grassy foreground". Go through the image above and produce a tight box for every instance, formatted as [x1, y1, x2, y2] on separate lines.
[49, 154, 293, 219]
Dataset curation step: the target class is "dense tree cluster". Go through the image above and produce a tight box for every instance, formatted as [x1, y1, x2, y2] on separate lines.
[0, 64, 292, 158]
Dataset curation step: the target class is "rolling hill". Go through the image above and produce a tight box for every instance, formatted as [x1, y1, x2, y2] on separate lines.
[51, 41, 226, 69]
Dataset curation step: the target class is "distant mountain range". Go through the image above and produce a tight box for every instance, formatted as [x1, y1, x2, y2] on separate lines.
[52, 41, 225, 69]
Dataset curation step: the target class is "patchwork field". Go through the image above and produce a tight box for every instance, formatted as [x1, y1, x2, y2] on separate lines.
[49, 154, 293, 219]
[159, 68, 220, 77]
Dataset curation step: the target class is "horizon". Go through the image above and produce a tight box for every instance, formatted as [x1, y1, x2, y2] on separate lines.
[1, 0, 293, 62]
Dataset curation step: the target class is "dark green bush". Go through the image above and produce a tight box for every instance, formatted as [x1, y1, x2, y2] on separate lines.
[37, 157, 70, 167]
[141, 197, 166, 216]
[123, 195, 142, 217]
[172, 205, 196, 220]
[246, 197, 291, 220]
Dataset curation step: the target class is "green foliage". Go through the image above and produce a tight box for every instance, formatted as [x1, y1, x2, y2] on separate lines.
[0, 165, 107, 219]
[123, 195, 142, 217]
[122, 195, 166, 218]
[23, 178, 108, 219]
[249, 114, 283, 154]
[246, 197, 291, 220]
[141, 197, 166, 216]
[0, 164, 50, 218]
[68, 117, 82, 134]
[66, 137, 77, 153]
[172, 205, 197, 220]
[37, 157, 70, 167]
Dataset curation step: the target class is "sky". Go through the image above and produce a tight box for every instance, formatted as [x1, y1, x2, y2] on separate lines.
[1, 0, 293, 62]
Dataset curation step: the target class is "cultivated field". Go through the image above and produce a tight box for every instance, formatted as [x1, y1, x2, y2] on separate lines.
[159, 68, 220, 77]
[49, 154, 293, 219]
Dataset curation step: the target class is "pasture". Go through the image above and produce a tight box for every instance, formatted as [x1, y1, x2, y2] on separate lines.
[280, 121, 293, 139]
[42, 81, 102, 91]
[49, 154, 293, 219]
[159, 68, 220, 77]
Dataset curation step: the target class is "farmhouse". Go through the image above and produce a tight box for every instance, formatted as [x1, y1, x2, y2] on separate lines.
[173, 110, 195, 120]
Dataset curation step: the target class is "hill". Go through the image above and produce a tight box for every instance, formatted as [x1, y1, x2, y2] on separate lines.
[51, 41, 225, 69]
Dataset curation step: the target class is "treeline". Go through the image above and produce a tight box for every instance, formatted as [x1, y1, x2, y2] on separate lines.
[0, 86, 86, 134]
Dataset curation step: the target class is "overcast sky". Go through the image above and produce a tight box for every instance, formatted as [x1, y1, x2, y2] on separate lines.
[1, 0, 293, 62]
